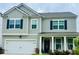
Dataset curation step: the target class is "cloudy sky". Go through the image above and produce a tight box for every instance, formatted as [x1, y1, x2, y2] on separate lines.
[0, 3, 79, 32]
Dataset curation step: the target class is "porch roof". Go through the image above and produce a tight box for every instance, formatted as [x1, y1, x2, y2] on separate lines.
[39, 32, 79, 36]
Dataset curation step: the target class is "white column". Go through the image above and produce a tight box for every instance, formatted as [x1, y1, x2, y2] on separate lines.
[64, 36, 67, 51]
[73, 39, 75, 50]
[39, 36, 42, 54]
[40, 18, 42, 33]
[27, 17, 29, 34]
[52, 36, 54, 52]
[61, 38, 63, 51]
[41, 38, 44, 51]
[0, 14, 2, 48]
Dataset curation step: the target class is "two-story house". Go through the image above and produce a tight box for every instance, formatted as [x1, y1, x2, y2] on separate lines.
[1, 3, 79, 54]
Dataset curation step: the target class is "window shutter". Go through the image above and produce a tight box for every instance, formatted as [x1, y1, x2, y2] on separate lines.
[7, 19, 9, 29]
[65, 20, 67, 30]
[20, 19, 23, 29]
[50, 21, 53, 30]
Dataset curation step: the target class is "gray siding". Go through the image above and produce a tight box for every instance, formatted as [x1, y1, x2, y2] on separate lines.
[2, 9, 28, 35]
[2, 6, 77, 35]
[2, 9, 41, 35]
[42, 18, 76, 32]
[28, 18, 41, 34]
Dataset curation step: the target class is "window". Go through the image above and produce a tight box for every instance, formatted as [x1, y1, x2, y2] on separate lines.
[59, 21, 65, 29]
[8, 20, 14, 28]
[15, 20, 21, 28]
[7, 18, 23, 29]
[31, 19, 38, 29]
[56, 39, 61, 50]
[50, 19, 67, 30]
[54, 37, 64, 50]
[52, 21, 58, 29]
[67, 38, 73, 50]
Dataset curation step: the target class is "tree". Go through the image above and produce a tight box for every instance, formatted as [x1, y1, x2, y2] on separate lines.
[74, 37, 79, 55]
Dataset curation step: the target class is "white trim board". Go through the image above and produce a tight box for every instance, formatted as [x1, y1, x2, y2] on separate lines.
[5, 39, 36, 40]
[2, 33, 38, 35]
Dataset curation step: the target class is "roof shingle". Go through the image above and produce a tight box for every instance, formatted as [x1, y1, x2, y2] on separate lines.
[39, 12, 77, 18]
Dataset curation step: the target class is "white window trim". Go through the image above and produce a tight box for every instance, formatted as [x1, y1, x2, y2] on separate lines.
[31, 19, 38, 30]
[8, 18, 21, 30]
[9, 18, 21, 20]
[52, 19, 65, 30]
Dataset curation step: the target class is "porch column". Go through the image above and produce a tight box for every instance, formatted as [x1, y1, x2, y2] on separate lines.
[73, 38, 75, 50]
[27, 17, 29, 34]
[64, 36, 67, 51]
[39, 36, 42, 54]
[52, 36, 54, 52]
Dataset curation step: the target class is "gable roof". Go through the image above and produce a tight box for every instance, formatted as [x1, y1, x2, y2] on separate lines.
[2, 3, 77, 18]
[3, 6, 29, 16]
[39, 12, 77, 18]
[17, 3, 41, 16]
[3, 3, 41, 17]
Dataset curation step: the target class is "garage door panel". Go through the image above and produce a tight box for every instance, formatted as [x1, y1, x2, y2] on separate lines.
[5, 39, 37, 54]
[6, 41, 22, 54]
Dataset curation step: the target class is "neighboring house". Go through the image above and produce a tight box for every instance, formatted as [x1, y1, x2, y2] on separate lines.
[1, 3, 79, 54]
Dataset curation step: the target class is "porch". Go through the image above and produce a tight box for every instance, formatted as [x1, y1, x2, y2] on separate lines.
[39, 32, 79, 54]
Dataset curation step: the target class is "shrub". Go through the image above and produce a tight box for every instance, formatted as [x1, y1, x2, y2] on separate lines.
[59, 51, 64, 55]
[74, 37, 79, 55]
[48, 50, 54, 55]
[71, 50, 74, 55]
[35, 48, 39, 54]
[74, 48, 79, 55]
[0, 47, 4, 54]
[54, 50, 63, 55]
[54, 50, 70, 55]
[48, 50, 74, 55]
[63, 50, 71, 55]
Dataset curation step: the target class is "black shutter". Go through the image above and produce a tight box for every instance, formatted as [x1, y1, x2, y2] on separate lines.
[7, 19, 9, 29]
[65, 20, 67, 30]
[50, 21, 53, 30]
[20, 19, 23, 29]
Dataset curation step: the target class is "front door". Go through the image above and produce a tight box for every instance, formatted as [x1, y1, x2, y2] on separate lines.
[44, 39, 50, 53]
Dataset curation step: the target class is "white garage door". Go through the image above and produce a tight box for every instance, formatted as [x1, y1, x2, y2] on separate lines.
[4, 39, 37, 54]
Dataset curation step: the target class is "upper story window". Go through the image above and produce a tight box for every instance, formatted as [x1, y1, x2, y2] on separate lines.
[50, 19, 67, 30]
[8, 20, 14, 28]
[7, 18, 23, 29]
[31, 19, 38, 29]
[52, 21, 58, 29]
[59, 21, 65, 29]
[15, 20, 21, 28]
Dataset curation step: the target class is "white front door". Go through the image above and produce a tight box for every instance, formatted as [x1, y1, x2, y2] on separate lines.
[4, 39, 36, 54]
